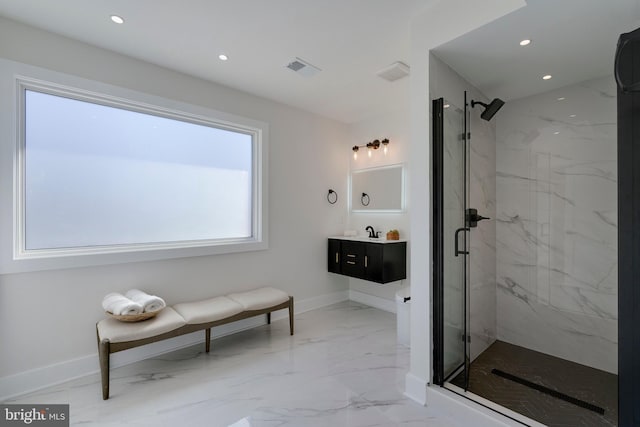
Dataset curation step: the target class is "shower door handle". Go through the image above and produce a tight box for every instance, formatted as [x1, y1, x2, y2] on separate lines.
[454, 227, 470, 257]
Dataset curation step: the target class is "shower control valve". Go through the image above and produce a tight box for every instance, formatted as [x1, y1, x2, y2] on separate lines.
[466, 208, 490, 228]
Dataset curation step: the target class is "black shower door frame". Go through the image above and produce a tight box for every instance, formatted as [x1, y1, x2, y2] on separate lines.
[432, 93, 470, 389]
[617, 26, 640, 427]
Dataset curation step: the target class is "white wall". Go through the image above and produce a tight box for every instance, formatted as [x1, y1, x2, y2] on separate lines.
[346, 103, 411, 307]
[0, 17, 350, 398]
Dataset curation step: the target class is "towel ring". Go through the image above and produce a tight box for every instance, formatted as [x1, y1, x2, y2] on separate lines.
[361, 192, 370, 206]
[327, 189, 338, 204]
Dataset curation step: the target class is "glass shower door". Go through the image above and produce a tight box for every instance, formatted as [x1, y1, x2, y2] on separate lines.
[433, 96, 469, 387]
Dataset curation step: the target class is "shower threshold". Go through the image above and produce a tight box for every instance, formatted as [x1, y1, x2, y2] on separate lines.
[443, 381, 547, 427]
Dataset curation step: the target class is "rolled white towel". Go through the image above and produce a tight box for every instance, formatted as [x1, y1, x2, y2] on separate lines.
[102, 293, 143, 316]
[125, 289, 166, 313]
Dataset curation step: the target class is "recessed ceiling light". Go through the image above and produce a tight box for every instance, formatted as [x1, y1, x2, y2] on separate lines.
[557, 97, 565, 101]
[444, 104, 450, 109]
[218, 54, 228, 61]
[554, 131, 560, 135]
[519, 39, 531, 46]
[543, 75, 552, 80]
[569, 114, 576, 118]
[110, 15, 124, 24]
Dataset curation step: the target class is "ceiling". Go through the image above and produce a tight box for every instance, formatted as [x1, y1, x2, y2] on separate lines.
[0, 1, 638, 124]
[433, 0, 640, 102]
[0, 0, 427, 124]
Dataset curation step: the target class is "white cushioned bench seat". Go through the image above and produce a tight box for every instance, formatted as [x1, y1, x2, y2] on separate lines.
[227, 287, 290, 311]
[97, 307, 187, 344]
[173, 296, 243, 324]
[97, 286, 293, 400]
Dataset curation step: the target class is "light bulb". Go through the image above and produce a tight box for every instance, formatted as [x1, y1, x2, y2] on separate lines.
[383, 145, 388, 155]
[353, 151, 358, 160]
[368, 148, 372, 158]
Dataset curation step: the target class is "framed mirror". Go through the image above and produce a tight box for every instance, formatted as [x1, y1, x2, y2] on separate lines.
[350, 164, 405, 212]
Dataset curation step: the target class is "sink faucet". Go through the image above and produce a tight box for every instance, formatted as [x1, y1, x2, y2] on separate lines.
[365, 226, 380, 238]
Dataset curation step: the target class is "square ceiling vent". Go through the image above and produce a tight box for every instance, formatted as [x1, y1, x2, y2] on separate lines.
[376, 61, 410, 82]
[286, 57, 321, 77]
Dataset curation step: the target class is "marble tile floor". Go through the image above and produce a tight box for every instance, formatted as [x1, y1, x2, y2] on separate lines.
[5, 302, 468, 427]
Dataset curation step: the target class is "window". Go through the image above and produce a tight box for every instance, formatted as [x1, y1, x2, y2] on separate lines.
[9, 76, 267, 269]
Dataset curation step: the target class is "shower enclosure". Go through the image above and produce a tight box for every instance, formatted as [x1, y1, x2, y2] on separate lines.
[432, 81, 619, 426]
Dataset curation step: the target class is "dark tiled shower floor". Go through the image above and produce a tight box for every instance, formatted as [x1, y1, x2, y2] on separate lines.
[450, 341, 617, 427]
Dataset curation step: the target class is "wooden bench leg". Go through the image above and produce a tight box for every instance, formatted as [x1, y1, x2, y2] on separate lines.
[98, 338, 110, 400]
[288, 296, 294, 335]
[205, 328, 211, 353]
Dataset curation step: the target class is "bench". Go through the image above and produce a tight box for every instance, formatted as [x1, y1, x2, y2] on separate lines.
[96, 287, 293, 400]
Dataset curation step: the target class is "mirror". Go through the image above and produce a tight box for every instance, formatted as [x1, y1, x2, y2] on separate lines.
[350, 164, 404, 212]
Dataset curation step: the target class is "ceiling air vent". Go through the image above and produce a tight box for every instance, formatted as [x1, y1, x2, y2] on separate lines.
[286, 57, 321, 77]
[376, 61, 410, 82]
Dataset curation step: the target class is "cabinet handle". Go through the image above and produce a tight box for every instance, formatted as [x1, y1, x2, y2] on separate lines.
[365, 255, 368, 268]
[347, 261, 356, 265]
[347, 254, 356, 258]
[335, 252, 339, 263]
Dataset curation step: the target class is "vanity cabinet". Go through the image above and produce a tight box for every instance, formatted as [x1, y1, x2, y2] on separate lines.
[328, 238, 406, 284]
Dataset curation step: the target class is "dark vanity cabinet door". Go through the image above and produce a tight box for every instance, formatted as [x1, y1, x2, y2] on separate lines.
[327, 239, 406, 284]
[364, 242, 406, 283]
[328, 238, 341, 274]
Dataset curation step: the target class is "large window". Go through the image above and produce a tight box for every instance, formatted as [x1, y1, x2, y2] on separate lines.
[8, 76, 267, 270]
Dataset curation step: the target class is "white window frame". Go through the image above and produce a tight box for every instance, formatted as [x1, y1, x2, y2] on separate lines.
[0, 59, 268, 273]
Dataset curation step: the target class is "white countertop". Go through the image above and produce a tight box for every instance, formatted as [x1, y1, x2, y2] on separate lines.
[328, 236, 407, 244]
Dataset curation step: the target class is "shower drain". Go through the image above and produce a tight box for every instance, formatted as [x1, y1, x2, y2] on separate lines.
[491, 368, 605, 415]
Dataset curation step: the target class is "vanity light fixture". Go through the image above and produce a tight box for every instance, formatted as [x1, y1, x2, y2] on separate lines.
[352, 138, 390, 160]
[110, 15, 124, 24]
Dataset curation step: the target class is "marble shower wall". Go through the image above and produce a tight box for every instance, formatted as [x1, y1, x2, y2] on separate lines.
[495, 75, 618, 374]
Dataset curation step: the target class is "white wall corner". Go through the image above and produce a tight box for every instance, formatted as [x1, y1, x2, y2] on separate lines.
[348, 289, 396, 313]
[406, 0, 526, 400]
[0, 290, 349, 401]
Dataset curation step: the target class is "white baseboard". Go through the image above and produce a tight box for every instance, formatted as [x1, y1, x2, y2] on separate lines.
[0, 290, 349, 402]
[289, 290, 349, 315]
[349, 289, 396, 313]
[404, 372, 428, 405]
